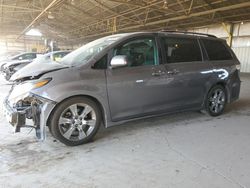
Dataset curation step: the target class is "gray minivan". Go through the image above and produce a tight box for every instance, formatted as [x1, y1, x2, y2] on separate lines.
[4, 31, 241, 146]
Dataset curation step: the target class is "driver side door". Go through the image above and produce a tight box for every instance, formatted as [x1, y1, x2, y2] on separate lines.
[106, 36, 170, 121]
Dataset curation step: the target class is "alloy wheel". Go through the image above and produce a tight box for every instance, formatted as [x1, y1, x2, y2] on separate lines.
[58, 103, 97, 141]
[208, 88, 226, 114]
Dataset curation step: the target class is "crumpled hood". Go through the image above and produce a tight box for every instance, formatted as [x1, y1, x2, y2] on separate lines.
[3, 59, 32, 68]
[10, 61, 68, 81]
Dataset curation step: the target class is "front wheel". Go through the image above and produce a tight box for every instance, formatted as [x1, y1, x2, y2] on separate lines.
[205, 85, 226, 116]
[50, 97, 101, 146]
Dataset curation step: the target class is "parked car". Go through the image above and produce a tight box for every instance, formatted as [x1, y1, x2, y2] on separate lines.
[1, 52, 42, 80]
[4, 31, 241, 146]
[0, 51, 23, 62]
[2, 59, 35, 80]
[9, 51, 71, 81]
[2, 51, 70, 81]
[0, 52, 40, 69]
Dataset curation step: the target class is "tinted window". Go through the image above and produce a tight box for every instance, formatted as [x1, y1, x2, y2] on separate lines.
[114, 38, 157, 67]
[92, 55, 107, 69]
[202, 39, 232, 61]
[163, 37, 202, 63]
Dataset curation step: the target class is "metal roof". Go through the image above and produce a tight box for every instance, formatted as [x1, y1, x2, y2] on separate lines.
[1, 0, 250, 44]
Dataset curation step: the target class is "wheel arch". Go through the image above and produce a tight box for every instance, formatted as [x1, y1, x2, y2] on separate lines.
[46, 94, 107, 129]
[202, 81, 229, 109]
[211, 81, 230, 103]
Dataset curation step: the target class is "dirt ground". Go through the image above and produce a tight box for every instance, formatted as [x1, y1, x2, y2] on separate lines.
[0, 74, 249, 188]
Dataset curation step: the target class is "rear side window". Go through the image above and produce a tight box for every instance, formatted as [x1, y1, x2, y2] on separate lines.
[163, 37, 202, 63]
[202, 39, 232, 61]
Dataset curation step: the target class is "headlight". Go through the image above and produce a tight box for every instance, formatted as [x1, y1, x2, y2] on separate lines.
[236, 64, 241, 70]
[8, 78, 51, 105]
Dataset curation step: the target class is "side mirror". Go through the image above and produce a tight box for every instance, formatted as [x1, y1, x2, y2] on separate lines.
[110, 55, 128, 68]
[18, 56, 23, 60]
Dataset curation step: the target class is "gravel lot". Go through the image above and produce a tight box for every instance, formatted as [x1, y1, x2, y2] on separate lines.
[0, 74, 250, 188]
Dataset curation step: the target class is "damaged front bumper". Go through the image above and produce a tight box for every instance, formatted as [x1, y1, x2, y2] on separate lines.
[3, 93, 56, 141]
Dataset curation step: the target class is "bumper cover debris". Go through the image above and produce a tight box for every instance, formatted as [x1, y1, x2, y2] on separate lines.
[4, 93, 56, 141]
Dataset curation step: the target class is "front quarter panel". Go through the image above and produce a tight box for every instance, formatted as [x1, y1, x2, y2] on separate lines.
[31, 66, 111, 124]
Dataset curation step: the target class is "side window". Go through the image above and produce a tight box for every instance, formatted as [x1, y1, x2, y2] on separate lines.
[163, 37, 202, 64]
[22, 53, 36, 60]
[114, 38, 157, 67]
[92, 55, 107, 69]
[14, 56, 20, 60]
[17, 54, 26, 60]
[202, 39, 232, 61]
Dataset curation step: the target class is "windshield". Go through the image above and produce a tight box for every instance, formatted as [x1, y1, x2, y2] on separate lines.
[60, 33, 129, 66]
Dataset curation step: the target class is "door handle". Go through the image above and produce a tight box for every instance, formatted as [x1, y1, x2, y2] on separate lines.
[167, 69, 179, 75]
[152, 70, 165, 76]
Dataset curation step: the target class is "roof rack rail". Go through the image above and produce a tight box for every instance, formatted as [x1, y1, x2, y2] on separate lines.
[160, 30, 217, 38]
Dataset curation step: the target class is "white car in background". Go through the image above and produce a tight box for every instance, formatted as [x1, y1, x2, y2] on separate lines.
[1, 52, 41, 71]
[2, 51, 70, 81]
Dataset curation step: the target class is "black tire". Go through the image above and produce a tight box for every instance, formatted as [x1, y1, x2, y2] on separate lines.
[205, 85, 226, 116]
[49, 96, 101, 146]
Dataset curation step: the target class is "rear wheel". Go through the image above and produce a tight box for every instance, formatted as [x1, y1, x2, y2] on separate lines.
[205, 85, 226, 116]
[50, 97, 101, 146]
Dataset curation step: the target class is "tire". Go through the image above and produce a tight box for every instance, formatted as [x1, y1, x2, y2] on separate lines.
[205, 85, 226, 116]
[49, 96, 102, 146]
